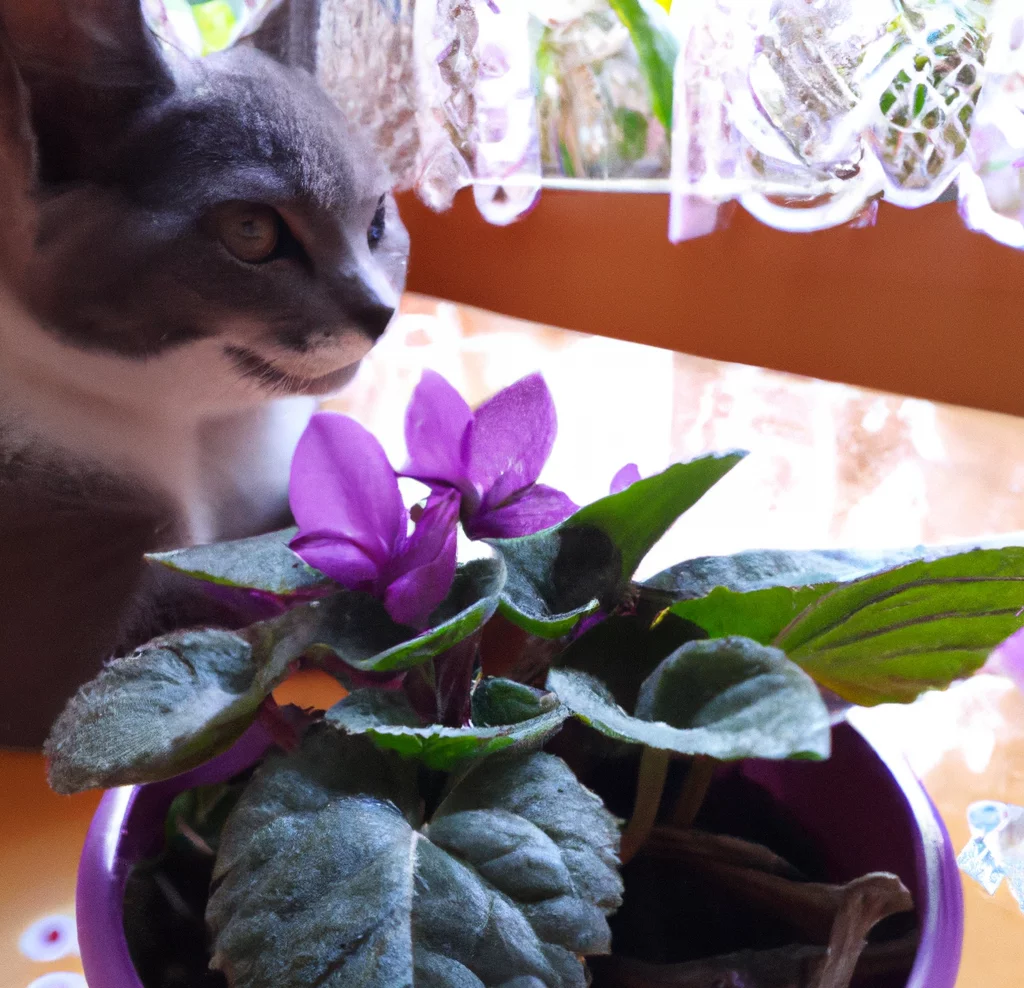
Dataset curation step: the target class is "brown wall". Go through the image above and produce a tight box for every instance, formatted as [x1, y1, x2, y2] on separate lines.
[399, 189, 1024, 418]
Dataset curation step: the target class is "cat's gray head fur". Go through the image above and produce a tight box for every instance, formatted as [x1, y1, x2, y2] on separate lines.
[0, 0, 408, 400]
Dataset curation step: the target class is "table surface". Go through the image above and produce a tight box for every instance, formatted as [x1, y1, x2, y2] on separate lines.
[4, 294, 1024, 988]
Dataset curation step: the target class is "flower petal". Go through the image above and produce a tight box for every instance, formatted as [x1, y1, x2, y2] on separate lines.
[572, 610, 608, 640]
[288, 531, 381, 592]
[401, 370, 474, 499]
[610, 463, 642, 495]
[987, 627, 1024, 694]
[384, 491, 460, 628]
[467, 483, 577, 539]
[289, 413, 404, 565]
[469, 373, 558, 508]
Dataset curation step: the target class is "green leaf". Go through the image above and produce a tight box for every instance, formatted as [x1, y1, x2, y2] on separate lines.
[608, 0, 680, 131]
[295, 593, 412, 678]
[45, 554, 505, 790]
[670, 585, 835, 645]
[147, 527, 330, 599]
[614, 107, 649, 161]
[774, 547, 1024, 705]
[655, 542, 1024, 645]
[488, 524, 608, 637]
[325, 688, 424, 732]
[489, 454, 745, 637]
[552, 613, 705, 714]
[548, 636, 831, 761]
[472, 677, 558, 726]
[207, 731, 622, 988]
[317, 558, 506, 673]
[647, 547, 932, 600]
[45, 615, 303, 794]
[325, 684, 568, 772]
[572, 453, 746, 589]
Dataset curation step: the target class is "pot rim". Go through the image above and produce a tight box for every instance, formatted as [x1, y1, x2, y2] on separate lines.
[853, 724, 963, 988]
[75, 720, 963, 988]
[76, 722, 276, 988]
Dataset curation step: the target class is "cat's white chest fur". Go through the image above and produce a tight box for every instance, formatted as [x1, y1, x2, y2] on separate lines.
[0, 285, 313, 545]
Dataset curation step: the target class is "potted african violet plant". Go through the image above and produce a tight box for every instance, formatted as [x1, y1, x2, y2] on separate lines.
[46, 371, 1024, 988]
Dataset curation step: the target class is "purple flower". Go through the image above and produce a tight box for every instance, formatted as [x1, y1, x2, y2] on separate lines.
[987, 627, 1024, 694]
[610, 463, 642, 494]
[401, 370, 577, 539]
[288, 412, 458, 630]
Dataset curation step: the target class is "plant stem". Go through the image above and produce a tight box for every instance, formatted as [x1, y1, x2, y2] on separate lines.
[672, 755, 716, 828]
[258, 697, 301, 753]
[404, 660, 438, 725]
[620, 746, 671, 865]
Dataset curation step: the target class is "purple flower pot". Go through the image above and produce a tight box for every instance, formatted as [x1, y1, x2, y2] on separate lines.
[76, 721, 963, 988]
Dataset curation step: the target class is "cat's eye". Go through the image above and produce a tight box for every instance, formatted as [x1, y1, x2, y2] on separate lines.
[368, 195, 386, 249]
[215, 203, 281, 264]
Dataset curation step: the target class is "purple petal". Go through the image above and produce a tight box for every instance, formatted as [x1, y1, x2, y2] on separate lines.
[467, 483, 577, 539]
[395, 491, 461, 574]
[383, 491, 460, 628]
[610, 463, 642, 495]
[288, 530, 381, 593]
[469, 374, 558, 509]
[289, 413, 405, 566]
[572, 610, 608, 640]
[401, 370, 475, 499]
[987, 627, 1024, 693]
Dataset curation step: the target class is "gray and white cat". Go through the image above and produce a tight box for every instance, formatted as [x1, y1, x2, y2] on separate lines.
[0, 0, 409, 745]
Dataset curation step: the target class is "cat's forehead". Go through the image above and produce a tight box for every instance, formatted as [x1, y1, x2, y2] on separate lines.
[124, 46, 385, 212]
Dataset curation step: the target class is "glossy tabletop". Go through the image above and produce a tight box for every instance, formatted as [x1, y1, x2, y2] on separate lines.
[3, 294, 1023, 987]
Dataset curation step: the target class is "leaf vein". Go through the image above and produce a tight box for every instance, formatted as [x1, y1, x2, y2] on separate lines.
[777, 574, 1024, 647]
[792, 606, 1024, 652]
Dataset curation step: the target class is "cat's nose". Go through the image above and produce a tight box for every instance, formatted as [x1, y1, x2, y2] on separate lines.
[352, 301, 395, 341]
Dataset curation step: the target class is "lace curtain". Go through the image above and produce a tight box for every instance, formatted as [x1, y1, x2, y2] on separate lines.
[147, 0, 1024, 249]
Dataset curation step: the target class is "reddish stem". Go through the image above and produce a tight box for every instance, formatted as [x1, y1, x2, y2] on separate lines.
[258, 697, 304, 752]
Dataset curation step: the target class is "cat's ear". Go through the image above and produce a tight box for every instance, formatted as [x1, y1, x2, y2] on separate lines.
[235, 0, 321, 74]
[0, 0, 174, 181]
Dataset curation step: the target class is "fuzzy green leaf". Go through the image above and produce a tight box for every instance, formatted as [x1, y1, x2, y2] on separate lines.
[548, 636, 831, 761]
[298, 558, 506, 676]
[44, 559, 504, 791]
[489, 454, 744, 637]
[329, 558, 505, 672]
[608, 0, 679, 131]
[550, 613, 705, 714]
[207, 731, 622, 988]
[774, 547, 1024, 705]
[45, 618, 301, 794]
[325, 684, 567, 771]
[487, 524, 608, 637]
[648, 547, 930, 600]
[147, 527, 330, 598]
[325, 688, 424, 732]
[472, 678, 558, 726]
